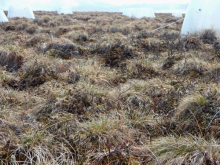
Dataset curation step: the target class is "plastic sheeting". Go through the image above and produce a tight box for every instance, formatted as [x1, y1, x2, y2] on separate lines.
[181, 0, 220, 37]
[0, 9, 8, 22]
[172, 13, 183, 17]
[122, 8, 135, 17]
[8, 5, 35, 19]
[123, 7, 155, 18]
[57, 6, 73, 14]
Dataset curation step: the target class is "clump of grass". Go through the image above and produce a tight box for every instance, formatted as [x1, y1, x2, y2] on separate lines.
[93, 42, 135, 67]
[200, 30, 217, 44]
[149, 136, 220, 165]
[0, 51, 24, 72]
[25, 36, 43, 47]
[159, 31, 179, 41]
[0, 88, 31, 107]
[8, 57, 57, 89]
[5, 24, 16, 31]
[175, 94, 208, 119]
[4, 131, 76, 165]
[42, 16, 51, 23]
[125, 59, 158, 79]
[83, 115, 118, 135]
[213, 41, 220, 54]
[55, 27, 69, 37]
[141, 39, 168, 54]
[46, 43, 79, 59]
[16, 23, 28, 31]
[26, 26, 37, 34]
[183, 35, 202, 51]
[132, 30, 154, 39]
[76, 59, 118, 86]
[173, 91, 220, 137]
[173, 58, 210, 77]
[74, 33, 89, 42]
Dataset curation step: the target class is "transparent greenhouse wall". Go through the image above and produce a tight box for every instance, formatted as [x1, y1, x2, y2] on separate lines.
[122, 8, 135, 17]
[123, 7, 155, 18]
[8, 5, 35, 19]
[181, 0, 220, 38]
[136, 8, 155, 18]
[0, 9, 9, 22]
[172, 13, 182, 17]
[58, 7, 73, 14]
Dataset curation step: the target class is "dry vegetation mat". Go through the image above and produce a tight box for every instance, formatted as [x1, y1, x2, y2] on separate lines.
[0, 12, 219, 164]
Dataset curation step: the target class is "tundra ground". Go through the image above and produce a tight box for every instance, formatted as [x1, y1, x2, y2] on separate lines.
[0, 12, 219, 164]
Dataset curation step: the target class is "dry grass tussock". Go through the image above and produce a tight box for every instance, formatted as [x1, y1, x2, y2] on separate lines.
[0, 11, 219, 164]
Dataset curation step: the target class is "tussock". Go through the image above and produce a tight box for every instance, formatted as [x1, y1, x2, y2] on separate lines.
[45, 43, 79, 59]
[0, 51, 23, 72]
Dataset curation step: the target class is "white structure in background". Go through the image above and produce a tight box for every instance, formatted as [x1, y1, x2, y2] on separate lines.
[172, 13, 183, 17]
[8, 5, 35, 19]
[181, 0, 220, 37]
[0, 9, 8, 22]
[123, 7, 155, 18]
[57, 6, 73, 14]
[122, 8, 134, 17]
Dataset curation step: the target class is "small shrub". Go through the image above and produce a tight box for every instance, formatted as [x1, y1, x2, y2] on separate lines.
[16, 23, 28, 31]
[26, 26, 36, 34]
[95, 42, 135, 67]
[5, 25, 15, 31]
[142, 40, 168, 54]
[200, 30, 217, 44]
[109, 26, 119, 33]
[173, 58, 209, 77]
[213, 41, 220, 57]
[46, 43, 79, 59]
[74, 33, 89, 42]
[183, 36, 201, 51]
[8, 59, 57, 89]
[42, 16, 50, 23]
[55, 27, 69, 37]
[162, 56, 175, 70]
[0, 51, 23, 72]
[67, 71, 80, 84]
[159, 31, 179, 41]
[26, 36, 42, 47]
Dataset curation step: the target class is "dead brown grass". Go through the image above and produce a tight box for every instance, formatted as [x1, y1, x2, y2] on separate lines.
[0, 11, 219, 164]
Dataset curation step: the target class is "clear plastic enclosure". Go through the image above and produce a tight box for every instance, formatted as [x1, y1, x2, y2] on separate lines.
[57, 6, 73, 14]
[123, 7, 155, 18]
[172, 13, 183, 18]
[0, 9, 9, 22]
[8, 5, 35, 19]
[181, 0, 220, 37]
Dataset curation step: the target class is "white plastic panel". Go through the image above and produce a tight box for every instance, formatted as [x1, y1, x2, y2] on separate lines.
[57, 6, 73, 14]
[181, 0, 220, 37]
[123, 7, 155, 18]
[172, 13, 183, 17]
[122, 8, 135, 17]
[8, 5, 35, 19]
[0, 9, 9, 22]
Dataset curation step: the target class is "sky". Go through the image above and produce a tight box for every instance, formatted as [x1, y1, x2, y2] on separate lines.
[0, 0, 190, 13]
